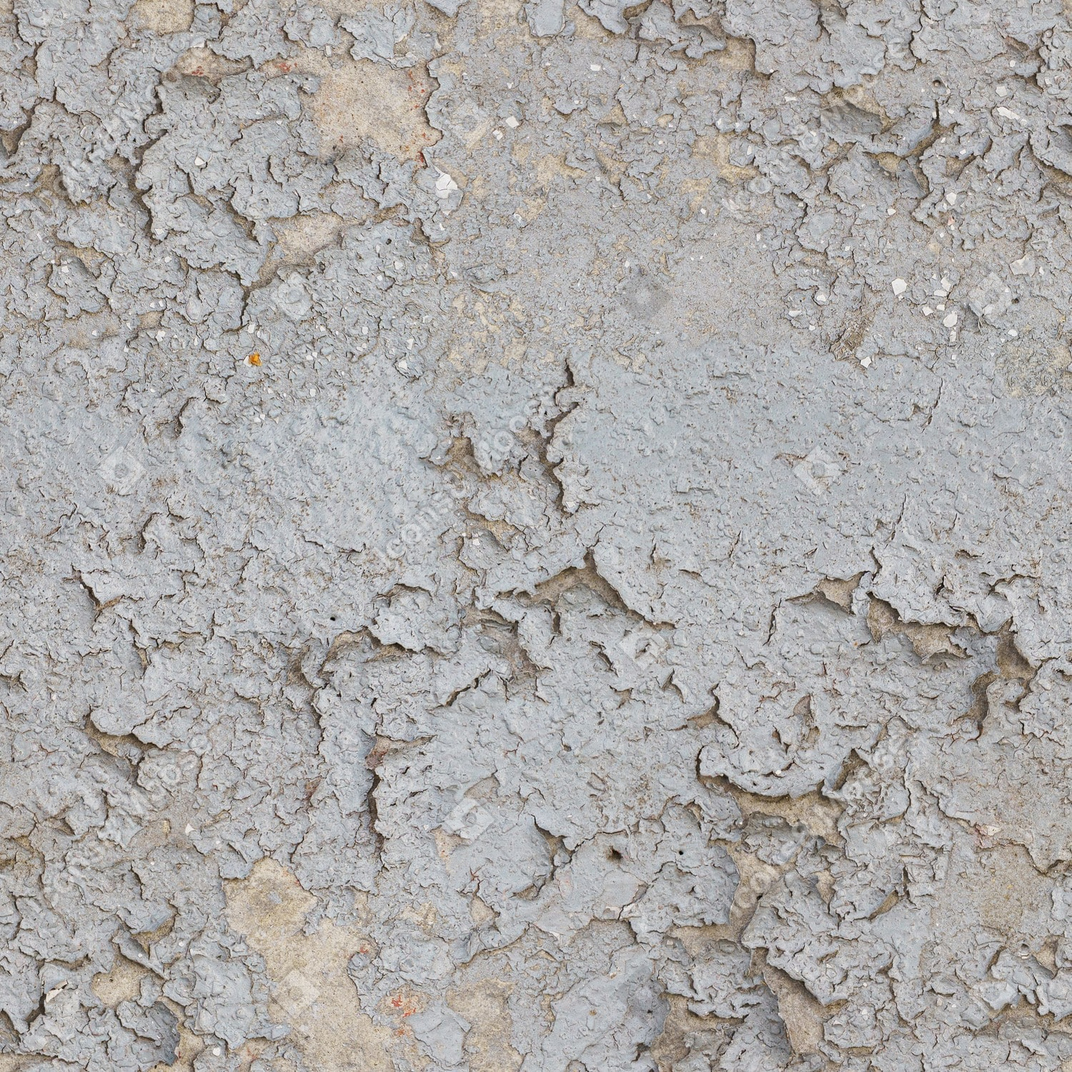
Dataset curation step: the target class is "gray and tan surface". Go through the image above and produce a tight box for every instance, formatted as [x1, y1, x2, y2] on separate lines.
[2, 0, 1072, 1069]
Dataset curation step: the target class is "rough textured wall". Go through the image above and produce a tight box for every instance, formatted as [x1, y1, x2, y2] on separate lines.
[2, 0, 1072, 1070]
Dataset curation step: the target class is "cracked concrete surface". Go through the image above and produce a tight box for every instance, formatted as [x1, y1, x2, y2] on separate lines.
[2, 0, 1072, 1069]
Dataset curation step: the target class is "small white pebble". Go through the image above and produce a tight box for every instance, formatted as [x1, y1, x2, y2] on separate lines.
[892, 278, 907, 296]
[943, 311, 958, 328]
[505, 116, 519, 128]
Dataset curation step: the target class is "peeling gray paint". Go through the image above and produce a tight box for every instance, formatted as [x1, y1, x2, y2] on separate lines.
[2, 0, 1072, 1069]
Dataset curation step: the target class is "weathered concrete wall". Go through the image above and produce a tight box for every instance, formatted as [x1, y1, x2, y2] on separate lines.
[2, 0, 1072, 1069]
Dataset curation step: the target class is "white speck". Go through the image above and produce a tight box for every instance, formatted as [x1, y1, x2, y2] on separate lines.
[493, 129, 502, 140]
[945, 191, 957, 205]
[860, 355, 872, 367]
[943, 311, 958, 327]
[815, 293, 828, 305]
[434, 171, 459, 198]
[892, 278, 907, 296]
[887, 207, 896, 215]
[505, 116, 519, 128]
[194, 156, 206, 167]
[1008, 328, 1018, 337]
[590, 63, 602, 71]
[922, 306, 933, 316]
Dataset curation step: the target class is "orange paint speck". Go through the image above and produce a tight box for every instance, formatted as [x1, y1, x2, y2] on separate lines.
[248, 352, 262, 366]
